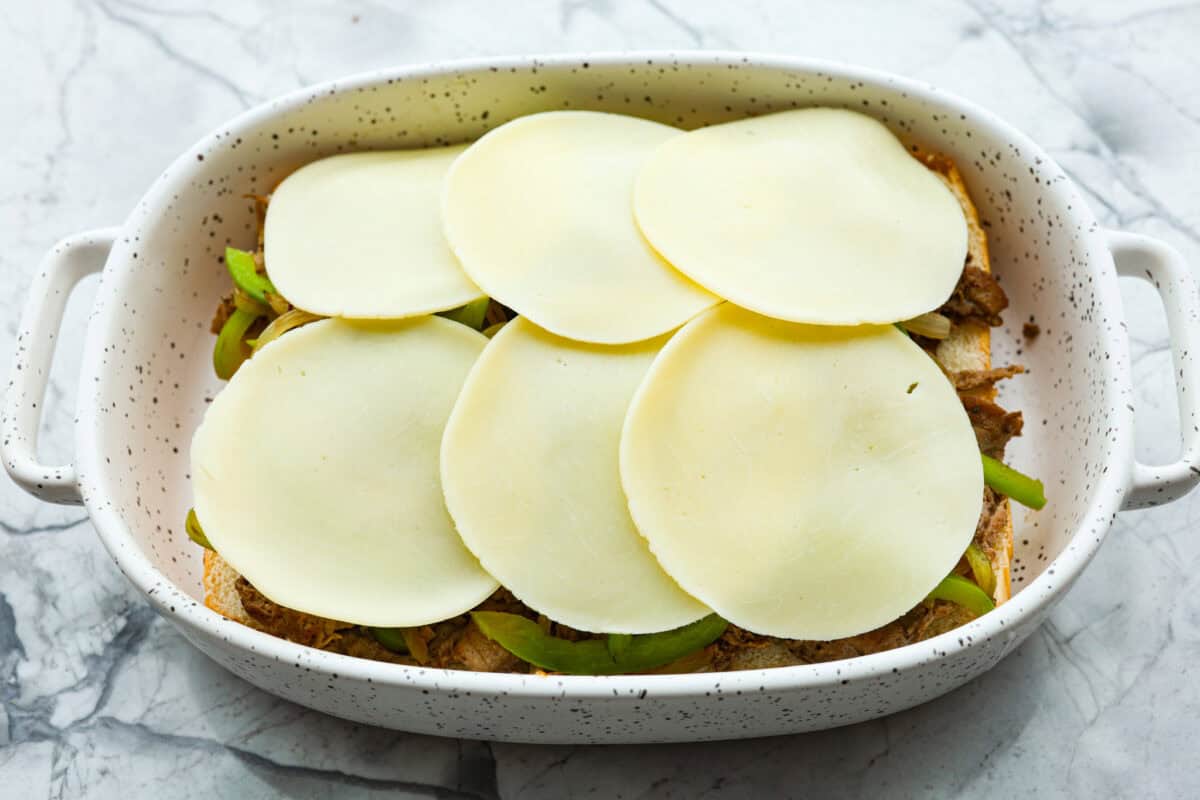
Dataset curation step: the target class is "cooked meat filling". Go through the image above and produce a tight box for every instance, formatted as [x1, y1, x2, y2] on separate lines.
[961, 394, 1024, 460]
[235, 577, 347, 649]
[940, 266, 1008, 326]
[952, 365, 1025, 393]
[711, 600, 976, 671]
[973, 486, 1011, 564]
[235, 579, 535, 672]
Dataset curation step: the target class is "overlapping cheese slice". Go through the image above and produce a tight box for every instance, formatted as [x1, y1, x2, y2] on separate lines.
[441, 111, 717, 344]
[441, 317, 709, 633]
[620, 304, 983, 640]
[633, 108, 968, 325]
[264, 147, 484, 319]
[191, 317, 497, 626]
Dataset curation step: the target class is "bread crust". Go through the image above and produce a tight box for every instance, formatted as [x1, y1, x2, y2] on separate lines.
[919, 150, 1013, 604]
[203, 549, 256, 625]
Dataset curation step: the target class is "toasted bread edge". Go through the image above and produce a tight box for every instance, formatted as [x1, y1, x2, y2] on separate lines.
[203, 549, 257, 627]
[924, 152, 1014, 605]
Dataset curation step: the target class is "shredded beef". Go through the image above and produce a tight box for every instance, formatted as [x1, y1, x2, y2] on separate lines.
[327, 629, 413, 664]
[710, 627, 790, 672]
[910, 602, 977, 640]
[940, 266, 1008, 326]
[973, 486, 1010, 561]
[787, 610, 924, 665]
[235, 577, 350, 649]
[210, 294, 236, 335]
[715, 639, 796, 671]
[961, 394, 1024, 459]
[234, 579, 535, 671]
[952, 365, 1025, 393]
[711, 601, 979, 672]
[414, 590, 535, 670]
[448, 624, 526, 672]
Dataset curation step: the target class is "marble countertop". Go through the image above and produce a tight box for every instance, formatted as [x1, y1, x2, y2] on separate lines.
[3, 1, 1198, 797]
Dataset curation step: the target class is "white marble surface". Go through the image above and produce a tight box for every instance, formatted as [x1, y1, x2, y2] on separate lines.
[2, 0, 1198, 796]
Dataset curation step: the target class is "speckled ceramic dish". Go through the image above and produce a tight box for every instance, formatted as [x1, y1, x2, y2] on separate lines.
[6, 53, 1200, 744]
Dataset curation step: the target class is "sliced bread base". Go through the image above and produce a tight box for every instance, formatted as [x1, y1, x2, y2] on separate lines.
[923, 150, 1014, 604]
[203, 549, 258, 627]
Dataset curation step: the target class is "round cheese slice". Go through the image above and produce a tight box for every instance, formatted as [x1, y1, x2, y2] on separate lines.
[620, 304, 983, 640]
[441, 317, 709, 633]
[633, 108, 968, 325]
[264, 148, 484, 319]
[441, 111, 717, 344]
[191, 317, 497, 627]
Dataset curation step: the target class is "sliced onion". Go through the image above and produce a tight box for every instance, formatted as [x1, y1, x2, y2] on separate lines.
[233, 287, 270, 317]
[900, 311, 952, 340]
[251, 309, 324, 353]
[964, 543, 996, 598]
[402, 629, 430, 664]
[265, 291, 292, 316]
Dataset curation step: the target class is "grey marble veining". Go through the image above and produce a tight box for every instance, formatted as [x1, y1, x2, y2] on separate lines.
[2, 1, 1198, 797]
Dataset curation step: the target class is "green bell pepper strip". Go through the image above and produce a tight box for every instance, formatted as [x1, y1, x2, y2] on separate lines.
[964, 543, 996, 598]
[927, 573, 995, 617]
[472, 612, 728, 675]
[213, 308, 260, 380]
[185, 508, 212, 550]
[981, 454, 1047, 510]
[438, 296, 490, 330]
[225, 247, 277, 304]
[369, 627, 410, 654]
[606, 633, 633, 660]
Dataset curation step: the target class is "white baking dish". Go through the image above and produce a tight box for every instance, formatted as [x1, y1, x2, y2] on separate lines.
[5, 53, 1200, 744]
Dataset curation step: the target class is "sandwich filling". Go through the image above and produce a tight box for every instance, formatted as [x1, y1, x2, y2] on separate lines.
[192, 113, 1034, 675]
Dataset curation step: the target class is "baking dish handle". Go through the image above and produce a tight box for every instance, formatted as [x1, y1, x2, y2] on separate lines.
[1107, 230, 1200, 509]
[2, 228, 119, 505]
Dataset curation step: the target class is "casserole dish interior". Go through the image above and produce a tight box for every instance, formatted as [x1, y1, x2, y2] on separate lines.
[72, 55, 1129, 740]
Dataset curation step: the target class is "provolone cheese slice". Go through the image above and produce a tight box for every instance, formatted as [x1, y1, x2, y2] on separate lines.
[264, 148, 483, 319]
[441, 111, 717, 344]
[441, 317, 708, 633]
[191, 317, 497, 626]
[620, 304, 983, 640]
[633, 108, 968, 325]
